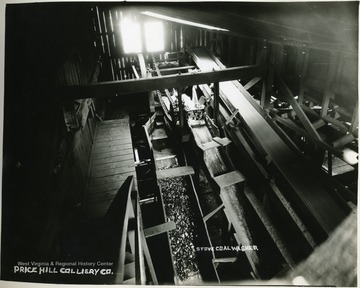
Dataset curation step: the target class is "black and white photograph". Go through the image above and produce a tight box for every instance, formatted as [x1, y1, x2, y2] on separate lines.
[0, 1, 358, 286]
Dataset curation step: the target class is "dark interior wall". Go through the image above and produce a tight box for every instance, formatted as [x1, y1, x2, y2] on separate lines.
[2, 3, 100, 276]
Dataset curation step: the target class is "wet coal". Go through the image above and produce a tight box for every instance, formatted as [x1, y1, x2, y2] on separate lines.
[159, 176, 199, 281]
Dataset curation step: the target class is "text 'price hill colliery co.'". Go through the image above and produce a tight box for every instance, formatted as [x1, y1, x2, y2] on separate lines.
[13, 261, 114, 276]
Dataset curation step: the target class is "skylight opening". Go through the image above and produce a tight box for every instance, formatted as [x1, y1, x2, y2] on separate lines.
[141, 11, 229, 32]
[145, 21, 165, 52]
[121, 18, 142, 54]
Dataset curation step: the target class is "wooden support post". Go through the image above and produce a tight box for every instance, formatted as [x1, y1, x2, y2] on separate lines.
[257, 40, 272, 109]
[256, 39, 267, 65]
[260, 78, 266, 108]
[214, 82, 220, 127]
[350, 101, 358, 133]
[321, 90, 335, 118]
[262, 45, 275, 109]
[276, 72, 322, 141]
[298, 47, 310, 105]
[227, 219, 232, 233]
[328, 151, 332, 176]
[132, 65, 140, 79]
[212, 261, 221, 284]
[177, 87, 184, 129]
[321, 53, 339, 118]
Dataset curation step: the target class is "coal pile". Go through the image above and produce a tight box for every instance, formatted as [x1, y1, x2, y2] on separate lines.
[159, 176, 199, 281]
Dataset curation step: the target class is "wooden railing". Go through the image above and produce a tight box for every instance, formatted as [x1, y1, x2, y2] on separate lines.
[104, 175, 157, 284]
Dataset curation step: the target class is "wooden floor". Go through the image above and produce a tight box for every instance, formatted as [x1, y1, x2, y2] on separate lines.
[85, 117, 135, 219]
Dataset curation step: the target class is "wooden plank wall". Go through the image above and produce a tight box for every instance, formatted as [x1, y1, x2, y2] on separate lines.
[55, 43, 98, 194]
[93, 6, 139, 81]
[35, 34, 100, 256]
[2, 5, 105, 273]
[93, 6, 193, 81]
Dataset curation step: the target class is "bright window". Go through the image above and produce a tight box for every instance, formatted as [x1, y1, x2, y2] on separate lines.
[144, 21, 164, 52]
[121, 18, 142, 54]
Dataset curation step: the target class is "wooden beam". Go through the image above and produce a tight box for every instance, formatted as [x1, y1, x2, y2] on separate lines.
[60, 65, 265, 100]
[244, 187, 295, 268]
[106, 176, 135, 283]
[213, 257, 237, 263]
[301, 105, 353, 135]
[232, 230, 260, 279]
[213, 82, 220, 126]
[156, 166, 195, 179]
[159, 65, 195, 73]
[274, 115, 306, 134]
[212, 136, 232, 146]
[321, 90, 335, 118]
[322, 115, 349, 132]
[298, 49, 310, 105]
[178, 87, 185, 129]
[332, 133, 355, 148]
[312, 119, 327, 130]
[276, 72, 323, 141]
[321, 53, 339, 117]
[301, 103, 358, 138]
[203, 203, 224, 222]
[132, 65, 140, 79]
[141, 232, 158, 284]
[132, 191, 146, 285]
[273, 115, 358, 165]
[350, 101, 358, 133]
[143, 221, 176, 238]
[224, 109, 239, 126]
[137, 54, 147, 78]
[244, 76, 262, 90]
[327, 151, 332, 176]
[269, 181, 317, 249]
[214, 170, 246, 188]
[200, 140, 220, 151]
[261, 45, 275, 109]
[260, 77, 266, 108]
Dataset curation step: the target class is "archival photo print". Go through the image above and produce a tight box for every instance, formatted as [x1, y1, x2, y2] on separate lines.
[1, 1, 358, 286]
